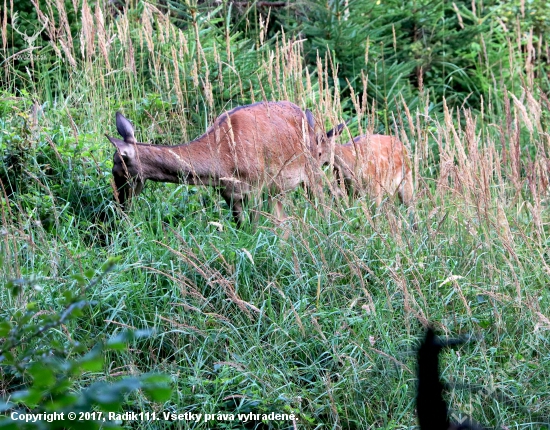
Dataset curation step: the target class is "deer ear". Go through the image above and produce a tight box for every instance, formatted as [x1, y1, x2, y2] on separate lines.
[116, 112, 136, 143]
[105, 134, 135, 160]
[326, 122, 346, 139]
[305, 109, 315, 129]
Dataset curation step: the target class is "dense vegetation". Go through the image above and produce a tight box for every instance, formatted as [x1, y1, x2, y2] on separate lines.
[1, 0, 550, 428]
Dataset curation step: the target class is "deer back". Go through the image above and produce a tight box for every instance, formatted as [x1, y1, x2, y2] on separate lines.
[192, 101, 319, 189]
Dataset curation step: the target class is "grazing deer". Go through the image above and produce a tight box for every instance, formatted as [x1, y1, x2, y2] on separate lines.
[417, 328, 486, 430]
[328, 134, 414, 206]
[106, 102, 342, 226]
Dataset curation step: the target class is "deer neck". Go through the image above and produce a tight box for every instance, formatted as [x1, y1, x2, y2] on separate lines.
[135, 139, 221, 186]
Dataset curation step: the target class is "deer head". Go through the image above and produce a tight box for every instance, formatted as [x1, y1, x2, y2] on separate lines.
[105, 112, 143, 206]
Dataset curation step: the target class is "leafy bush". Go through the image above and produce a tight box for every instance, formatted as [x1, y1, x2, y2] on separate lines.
[1, 1, 549, 428]
[0, 95, 113, 237]
[0, 259, 172, 429]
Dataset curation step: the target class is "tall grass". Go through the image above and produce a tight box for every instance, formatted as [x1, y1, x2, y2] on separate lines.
[1, 0, 550, 428]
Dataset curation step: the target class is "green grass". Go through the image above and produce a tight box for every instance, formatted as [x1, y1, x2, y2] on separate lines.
[2, 0, 550, 429]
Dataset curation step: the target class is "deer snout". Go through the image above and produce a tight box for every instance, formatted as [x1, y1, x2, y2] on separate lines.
[112, 162, 136, 202]
[112, 167, 131, 206]
[112, 172, 145, 207]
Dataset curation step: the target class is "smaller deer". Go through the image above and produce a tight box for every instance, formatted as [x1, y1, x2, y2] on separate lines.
[330, 134, 414, 206]
[106, 102, 342, 226]
[417, 328, 486, 430]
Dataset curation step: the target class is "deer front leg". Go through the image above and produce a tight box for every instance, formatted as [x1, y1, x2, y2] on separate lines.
[220, 191, 246, 227]
[220, 179, 250, 227]
[268, 196, 288, 222]
[268, 196, 291, 239]
[231, 199, 246, 228]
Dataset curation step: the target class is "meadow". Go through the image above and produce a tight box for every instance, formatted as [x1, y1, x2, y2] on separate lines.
[1, 0, 550, 428]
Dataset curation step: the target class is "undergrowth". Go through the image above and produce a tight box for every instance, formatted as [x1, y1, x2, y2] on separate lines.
[1, 0, 550, 429]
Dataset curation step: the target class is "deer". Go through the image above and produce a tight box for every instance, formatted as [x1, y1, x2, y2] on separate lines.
[417, 328, 486, 430]
[326, 134, 414, 206]
[105, 101, 342, 226]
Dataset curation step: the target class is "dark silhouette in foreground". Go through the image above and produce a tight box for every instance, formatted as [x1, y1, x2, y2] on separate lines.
[417, 328, 487, 430]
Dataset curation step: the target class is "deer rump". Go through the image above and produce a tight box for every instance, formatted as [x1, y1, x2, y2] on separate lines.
[106, 101, 329, 225]
[333, 134, 414, 206]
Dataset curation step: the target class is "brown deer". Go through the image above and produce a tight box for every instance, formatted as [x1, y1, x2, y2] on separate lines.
[329, 134, 414, 206]
[105, 101, 341, 226]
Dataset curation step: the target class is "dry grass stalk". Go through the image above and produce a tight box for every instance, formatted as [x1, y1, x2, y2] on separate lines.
[94, 0, 110, 70]
[80, 0, 94, 62]
[2, 0, 8, 54]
